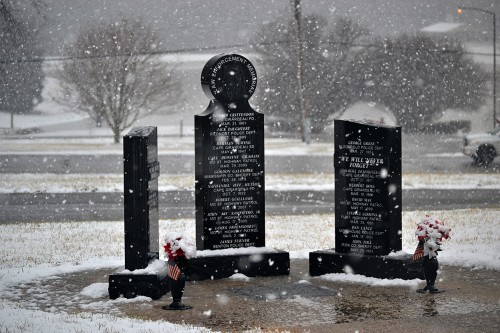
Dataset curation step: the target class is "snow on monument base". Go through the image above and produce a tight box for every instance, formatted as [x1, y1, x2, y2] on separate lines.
[187, 249, 290, 281]
[309, 250, 423, 280]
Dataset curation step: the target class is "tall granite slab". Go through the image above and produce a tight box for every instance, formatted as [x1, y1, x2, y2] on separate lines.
[195, 101, 265, 250]
[334, 119, 402, 255]
[310, 119, 420, 279]
[123, 126, 160, 269]
[188, 54, 289, 281]
[109, 126, 168, 299]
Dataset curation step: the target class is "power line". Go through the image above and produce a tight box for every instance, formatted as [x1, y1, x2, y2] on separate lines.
[0, 43, 255, 65]
[1, 40, 498, 65]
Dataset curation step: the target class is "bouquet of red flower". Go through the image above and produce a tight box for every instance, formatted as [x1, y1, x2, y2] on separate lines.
[415, 215, 451, 259]
[162, 232, 196, 310]
[162, 232, 196, 268]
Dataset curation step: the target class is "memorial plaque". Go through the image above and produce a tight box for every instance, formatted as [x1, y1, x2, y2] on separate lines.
[188, 53, 289, 281]
[309, 119, 417, 280]
[123, 126, 160, 269]
[334, 119, 402, 255]
[195, 54, 264, 250]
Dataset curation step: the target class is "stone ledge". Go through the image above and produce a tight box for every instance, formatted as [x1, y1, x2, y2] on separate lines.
[309, 250, 423, 280]
[108, 272, 168, 300]
[187, 250, 290, 281]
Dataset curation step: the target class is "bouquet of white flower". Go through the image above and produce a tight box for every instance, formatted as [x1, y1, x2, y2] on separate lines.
[413, 215, 451, 294]
[415, 215, 451, 259]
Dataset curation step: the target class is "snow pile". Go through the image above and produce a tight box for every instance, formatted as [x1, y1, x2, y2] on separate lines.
[229, 273, 251, 281]
[80, 283, 109, 299]
[118, 259, 167, 277]
[320, 273, 420, 287]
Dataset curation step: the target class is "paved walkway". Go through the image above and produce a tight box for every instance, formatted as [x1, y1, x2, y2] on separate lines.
[4, 260, 499, 332]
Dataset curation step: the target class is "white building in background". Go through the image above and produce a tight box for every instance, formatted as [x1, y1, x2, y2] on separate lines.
[421, 21, 497, 132]
[333, 102, 398, 127]
[420, 22, 464, 34]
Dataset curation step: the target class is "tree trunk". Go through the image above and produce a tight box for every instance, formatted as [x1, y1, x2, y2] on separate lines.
[113, 129, 121, 144]
[293, 0, 310, 144]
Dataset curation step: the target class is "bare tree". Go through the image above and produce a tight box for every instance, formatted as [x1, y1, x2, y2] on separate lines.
[0, 0, 46, 128]
[356, 35, 488, 132]
[56, 19, 180, 143]
[253, 15, 368, 135]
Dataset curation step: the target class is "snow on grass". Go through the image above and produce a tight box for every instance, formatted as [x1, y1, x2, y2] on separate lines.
[0, 218, 206, 332]
[264, 139, 334, 156]
[1, 172, 499, 193]
[266, 173, 335, 191]
[0, 111, 88, 129]
[0, 173, 123, 193]
[269, 209, 500, 271]
[0, 136, 338, 157]
[0, 136, 195, 155]
[0, 220, 124, 271]
[402, 210, 500, 270]
[268, 214, 336, 255]
[1, 137, 334, 155]
[0, 173, 185, 193]
[402, 173, 500, 189]
[0, 209, 498, 275]
[0, 302, 213, 333]
[0, 209, 498, 332]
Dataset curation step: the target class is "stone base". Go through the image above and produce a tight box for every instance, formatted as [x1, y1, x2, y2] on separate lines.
[187, 249, 290, 281]
[309, 250, 423, 280]
[108, 272, 168, 300]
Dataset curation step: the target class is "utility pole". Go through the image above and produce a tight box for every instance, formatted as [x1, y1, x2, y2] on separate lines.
[494, 11, 497, 127]
[458, 7, 497, 128]
[293, 0, 311, 143]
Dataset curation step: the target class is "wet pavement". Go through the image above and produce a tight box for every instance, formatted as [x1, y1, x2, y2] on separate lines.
[4, 260, 499, 332]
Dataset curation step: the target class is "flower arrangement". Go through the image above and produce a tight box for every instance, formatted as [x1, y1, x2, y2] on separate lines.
[415, 215, 451, 258]
[162, 232, 197, 262]
[162, 232, 196, 310]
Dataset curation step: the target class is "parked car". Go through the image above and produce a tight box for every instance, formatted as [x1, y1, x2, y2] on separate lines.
[462, 126, 500, 165]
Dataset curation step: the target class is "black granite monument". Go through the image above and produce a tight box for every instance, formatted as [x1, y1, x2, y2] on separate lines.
[310, 119, 420, 279]
[108, 126, 168, 299]
[188, 53, 289, 280]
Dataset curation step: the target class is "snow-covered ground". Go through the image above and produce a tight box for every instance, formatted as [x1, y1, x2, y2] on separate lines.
[0, 209, 499, 332]
[1, 172, 500, 193]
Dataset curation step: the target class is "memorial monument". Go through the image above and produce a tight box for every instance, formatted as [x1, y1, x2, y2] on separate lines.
[310, 119, 420, 279]
[108, 126, 168, 299]
[188, 53, 289, 280]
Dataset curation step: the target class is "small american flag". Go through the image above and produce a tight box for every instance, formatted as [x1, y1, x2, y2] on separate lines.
[168, 261, 181, 281]
[412, 241, 424, 261]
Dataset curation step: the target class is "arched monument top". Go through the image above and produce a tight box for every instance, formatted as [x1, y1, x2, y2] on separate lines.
[201, 53, 257, 104]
